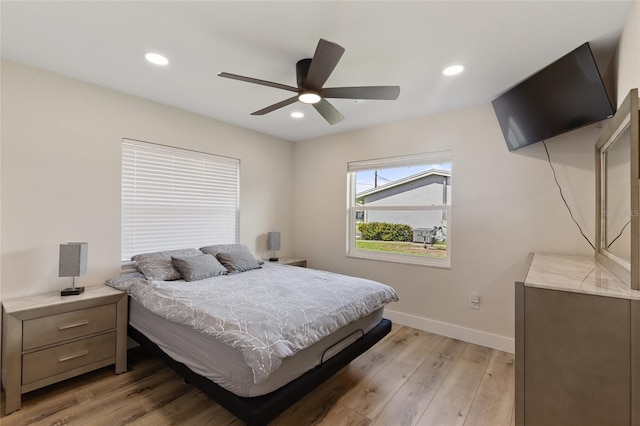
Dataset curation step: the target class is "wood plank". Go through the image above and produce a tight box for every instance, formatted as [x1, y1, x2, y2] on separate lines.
[370, 380, 436, 426]
[72, 357, 166, 404]
[176, 402, 243, 426]
[369, 325, 419, 358]
[341, 329, 442, 419]
[317, 404, 372, 426]
[337, 325, 426, 389]
[128, 387, 213, 425]
[84, 400, 147, 426]
[71, 367, 177, 423]
[416, 343, 492, 426]
[274, 367, 361, 424]
[464, 350, 515, 426]
[408, 336, 465, 389]
[132, 372, 194, 413]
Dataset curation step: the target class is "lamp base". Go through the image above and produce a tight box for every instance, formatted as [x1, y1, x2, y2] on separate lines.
[61, 286, 85, 296]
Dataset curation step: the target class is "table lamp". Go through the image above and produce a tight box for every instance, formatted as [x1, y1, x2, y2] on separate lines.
[267, 232, 280, 262]
[59, 242, 87, 296]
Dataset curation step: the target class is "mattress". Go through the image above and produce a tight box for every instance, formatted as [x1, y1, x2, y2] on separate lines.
[129, 298, 383, 397]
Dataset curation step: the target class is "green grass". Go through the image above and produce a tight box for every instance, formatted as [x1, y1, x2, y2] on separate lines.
[355, 240, 447, 258]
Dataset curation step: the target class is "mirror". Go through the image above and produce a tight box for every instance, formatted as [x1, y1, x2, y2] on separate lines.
[604, 125, 631, 262]
[595, 88, 638, 289]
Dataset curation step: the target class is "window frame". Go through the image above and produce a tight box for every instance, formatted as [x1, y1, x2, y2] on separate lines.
[346, 150, 452, 268]
[121, 138, 240, 262]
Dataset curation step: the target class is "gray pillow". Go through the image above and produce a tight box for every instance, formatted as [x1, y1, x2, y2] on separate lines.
[132, 248, 202, 281]
[215, 246, 262, 273]
[105, 272, 147, 291]
[171, 254, 227, 282]
[200, 243, 244, 256]
[200, 244, 264, 265]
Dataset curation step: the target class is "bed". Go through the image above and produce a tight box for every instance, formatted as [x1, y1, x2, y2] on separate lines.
[106, 244, 398, 425]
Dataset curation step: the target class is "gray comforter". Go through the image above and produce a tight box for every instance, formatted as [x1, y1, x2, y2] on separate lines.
[108, 263, 398, 383]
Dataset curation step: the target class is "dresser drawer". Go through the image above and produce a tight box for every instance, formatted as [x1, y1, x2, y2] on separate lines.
[22, 304, 116, 351]
[22, 332, 116, 385]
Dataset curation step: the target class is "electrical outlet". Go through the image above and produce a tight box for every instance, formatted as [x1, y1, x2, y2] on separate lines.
[469, 293, 480, 310]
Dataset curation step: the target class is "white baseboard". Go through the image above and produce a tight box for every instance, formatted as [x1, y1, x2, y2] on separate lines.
[384, 309, 515, 354]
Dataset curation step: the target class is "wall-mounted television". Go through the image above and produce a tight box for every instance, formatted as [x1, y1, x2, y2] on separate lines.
[492, 42, 615, 151]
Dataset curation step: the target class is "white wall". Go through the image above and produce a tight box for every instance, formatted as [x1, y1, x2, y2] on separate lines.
[616, 0, 640, 105]
[293, 104, 599, 352]
[0, 60, 295, 301]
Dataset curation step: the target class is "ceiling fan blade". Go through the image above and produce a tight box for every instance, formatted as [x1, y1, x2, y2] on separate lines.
[251, 96, 299, 115]
[313, 98, 344, 125]
[218, 72, 298, 93]
[305, 39, 345, 91]
[321, 86, 401, 100]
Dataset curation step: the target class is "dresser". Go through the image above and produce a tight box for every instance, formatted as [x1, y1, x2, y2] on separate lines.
[1, 285, 127, 414]
[516, 253, 640, 426]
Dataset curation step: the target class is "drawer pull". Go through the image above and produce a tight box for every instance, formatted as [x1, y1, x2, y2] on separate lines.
[58, 351, 89, 363]
[58, 320, 90, 331]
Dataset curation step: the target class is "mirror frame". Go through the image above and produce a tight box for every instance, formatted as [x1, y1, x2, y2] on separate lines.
[595, 88, 639, 289]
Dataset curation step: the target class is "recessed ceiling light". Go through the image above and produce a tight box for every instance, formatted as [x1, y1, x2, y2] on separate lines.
[145, 52, 169, 66]
[298, 91, 321, 104]
[290, 112, 304, 118]
[443, 65, 464, 76]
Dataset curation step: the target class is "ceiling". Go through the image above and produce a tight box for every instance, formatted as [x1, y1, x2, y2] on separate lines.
[1, 1, 633, 142]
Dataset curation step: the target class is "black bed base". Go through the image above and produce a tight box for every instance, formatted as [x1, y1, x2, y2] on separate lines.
[128, 318, 391, 426]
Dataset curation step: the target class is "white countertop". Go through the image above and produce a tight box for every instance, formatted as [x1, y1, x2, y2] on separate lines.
[524, 253, 640, 300]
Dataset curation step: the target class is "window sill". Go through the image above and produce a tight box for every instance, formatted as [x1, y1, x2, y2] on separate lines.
[346, 250, 451, 269]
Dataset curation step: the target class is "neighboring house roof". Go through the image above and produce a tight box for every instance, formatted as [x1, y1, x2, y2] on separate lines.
[356, 169, 450, 201]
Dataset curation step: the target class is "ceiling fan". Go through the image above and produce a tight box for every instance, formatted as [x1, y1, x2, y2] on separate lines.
[218, 39, 401, 125]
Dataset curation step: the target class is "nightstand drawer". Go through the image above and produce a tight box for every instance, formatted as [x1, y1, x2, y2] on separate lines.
[23, 304, 116, 350]
[22, 332, 116, 385]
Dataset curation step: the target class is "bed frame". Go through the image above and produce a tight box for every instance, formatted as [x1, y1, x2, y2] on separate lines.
[128, 318, 392, 426]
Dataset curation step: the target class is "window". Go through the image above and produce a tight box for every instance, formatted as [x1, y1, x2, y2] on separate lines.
[347, 151, 452, 268]
[121, 139, 239, 261]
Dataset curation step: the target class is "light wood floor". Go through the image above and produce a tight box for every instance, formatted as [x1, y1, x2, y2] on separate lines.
[1, 324, 515, 425]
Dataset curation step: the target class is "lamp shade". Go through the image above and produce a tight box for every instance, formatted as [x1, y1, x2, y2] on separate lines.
[59, 242, 88, 277]
[267, 232, 281, 251]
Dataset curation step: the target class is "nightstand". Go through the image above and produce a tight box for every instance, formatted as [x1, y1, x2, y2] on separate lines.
[1, 285, 127, 414]
[272, 258, 307, 267]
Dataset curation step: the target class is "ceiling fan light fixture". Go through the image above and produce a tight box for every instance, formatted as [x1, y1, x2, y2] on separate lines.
[218, 39, 399, 125]
[145, 52, 169, 66]
[298, 91, 321, 104]
[290, 111, 304, 118]
[443, 64, 464, 76]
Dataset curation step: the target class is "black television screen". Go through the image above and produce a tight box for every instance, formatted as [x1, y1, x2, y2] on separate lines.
[492, 42, 615, 151]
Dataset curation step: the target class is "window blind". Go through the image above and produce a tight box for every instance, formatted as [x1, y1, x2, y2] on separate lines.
[121, 139, 239, 261]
